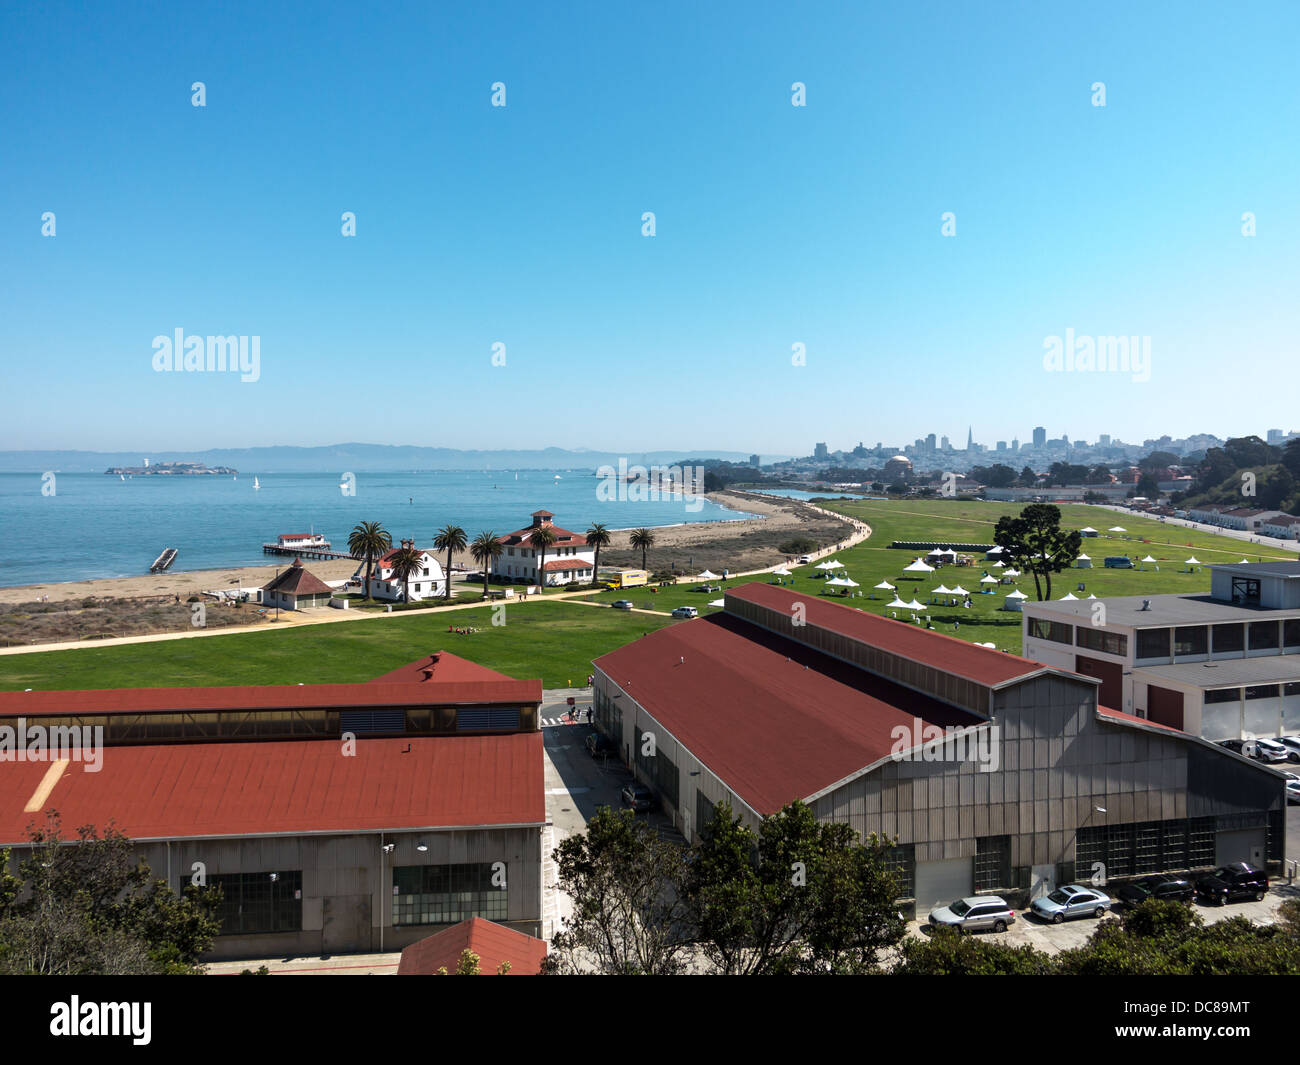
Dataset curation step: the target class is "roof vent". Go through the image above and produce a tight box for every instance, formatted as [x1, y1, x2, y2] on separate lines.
[1140, 599, 1152, 611]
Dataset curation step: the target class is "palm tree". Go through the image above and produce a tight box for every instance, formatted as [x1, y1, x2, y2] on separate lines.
[434, 524, 468, 601]
[387, 544, 424, 606]
[347, 521, 392, 601]
[470, 531, 503, 598]
[630, 528, 655, 571]
[585, 522, 611, 586]
[530, 523, 557, 592]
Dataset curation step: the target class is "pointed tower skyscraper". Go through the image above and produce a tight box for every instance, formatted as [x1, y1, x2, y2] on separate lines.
[967, 425, 974, 450]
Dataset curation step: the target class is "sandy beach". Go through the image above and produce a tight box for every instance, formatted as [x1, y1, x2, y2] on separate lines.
[0, 490, 855, 606]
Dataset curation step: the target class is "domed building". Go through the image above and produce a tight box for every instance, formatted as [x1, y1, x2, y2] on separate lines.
[883, 454, 914, 481]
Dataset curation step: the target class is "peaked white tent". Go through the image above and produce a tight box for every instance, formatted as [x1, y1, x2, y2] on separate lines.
[979, 575, 999, 584]
[949, 585, 970, 596]
[772, 566, 791, 576]
[1077, 553, 1092, 569]
[932, 584, 956, 596]
[1003, 588, 1028, 612]
[1109, 526, 1127, 533]
[1141, 555, 1157, 563]
[840, 577, 859, 588]
[903, 598, 925, 611]
[1059, 592, 1078, 601]
[815, 560, 836, 571]
[887, 596, 908, 608]
[903, 559, 935, 573]
[708, 599, 726, 607]
[1185, 556, 1201, 566]
[874, 580, 895, 590]
[1006, 589, 1028, 598]
[825, 577, 850, 587]
[993, 560, 1006, 568]
[697, 570, 721, 580]
[1004, 568, 1021, 578]
[822, 559, 845, 570]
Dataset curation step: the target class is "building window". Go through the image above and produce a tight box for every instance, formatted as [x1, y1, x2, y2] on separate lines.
[1077, 818, 1213, 877]
[1285, 619, 1300, 651]
[202, 871, 303, 935]
[1213, 624, 1245, 654]
[1204, 687, 1241, 704]
[1028, 618, 1073, 645]
[1230, 577, 1261, 605]
[1249, 621, 1279, 651]
[1246, 684, 1280, 701]
[1077, 627, 1128, 656]
[882, 843, 915, 900]
[1173, 625, 1208, 657]
[392, 863, 507, 927]
[1135, 628, 1171, 660]
[974, 836, 1011, 892]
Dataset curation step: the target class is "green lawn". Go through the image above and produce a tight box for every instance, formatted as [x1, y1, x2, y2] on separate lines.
[0, 601, 674, 692]
[3, 499, 1292, 691]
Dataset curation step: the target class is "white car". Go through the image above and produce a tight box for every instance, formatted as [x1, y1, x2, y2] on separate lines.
[671, 606, 698, 619]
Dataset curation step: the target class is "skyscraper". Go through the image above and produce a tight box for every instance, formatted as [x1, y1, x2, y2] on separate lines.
[1032, 426, 1047, 448]
[967, 426, 974, 450]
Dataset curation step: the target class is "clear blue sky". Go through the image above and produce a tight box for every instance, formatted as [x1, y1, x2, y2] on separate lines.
[2, 0, 1297, 456]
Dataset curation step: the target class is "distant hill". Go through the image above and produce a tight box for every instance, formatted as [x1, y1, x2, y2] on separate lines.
[0, 444, 782, 473]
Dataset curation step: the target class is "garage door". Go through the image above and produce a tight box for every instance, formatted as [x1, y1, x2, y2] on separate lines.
[914, 857, 974, 914]
[1215, 828, 1265, 867]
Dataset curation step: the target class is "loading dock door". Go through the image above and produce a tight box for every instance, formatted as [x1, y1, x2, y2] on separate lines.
[913, 857, 974, 914]
[1075, 655, 1123, 709]
[1147, 685, 1185, 731]
[1215, 828, 1266, 867]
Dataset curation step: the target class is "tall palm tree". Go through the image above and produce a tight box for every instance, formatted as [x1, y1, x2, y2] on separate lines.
[434, 524, 468, 601]
[530, 523, 557, 592]
[630, 528, 655, 571]
[347, 521, 392, 601]
[585, 522, 611, 586]
[470, 531, 503, 598]
[387, 544, 424, 605]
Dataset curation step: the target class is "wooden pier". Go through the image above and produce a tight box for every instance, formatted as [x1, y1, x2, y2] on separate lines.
[261, 543, 359, 561]
[149, 547, 179, 573]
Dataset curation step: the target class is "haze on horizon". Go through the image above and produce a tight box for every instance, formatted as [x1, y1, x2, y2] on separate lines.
[2, 1, 1297, 456]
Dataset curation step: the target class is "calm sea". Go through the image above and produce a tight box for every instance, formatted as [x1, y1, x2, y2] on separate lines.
[0, 470, 757, 588]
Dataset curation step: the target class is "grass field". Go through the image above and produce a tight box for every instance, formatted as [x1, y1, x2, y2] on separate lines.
[2, 499, 1293, 691]
[0, 601, 673, 692]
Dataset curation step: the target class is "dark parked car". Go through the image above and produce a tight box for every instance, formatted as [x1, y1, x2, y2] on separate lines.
[620, 782, 656, 812]
[585, 733, 616, 758]
[1116, 875, 1194, 906]
[1195, 863, 1269, 905]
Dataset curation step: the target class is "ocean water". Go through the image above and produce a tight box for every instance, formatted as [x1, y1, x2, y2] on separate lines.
[0, 470, 757, 588]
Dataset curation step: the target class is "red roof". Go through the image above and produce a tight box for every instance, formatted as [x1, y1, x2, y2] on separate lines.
[1097, 704, 1181, 733]
[397, 917, 547, 975]
[0, 678, 542, 719]
[500, 522, 588, 547]
[726, 583, 1046, 688]
[368, 652, 519, 685]
[541, 558, 594, 571]
[376, 547, 435, 567]
[262, 558, 334, 596]
[0, 733, 545, 843]
[593, 613, 981, 815]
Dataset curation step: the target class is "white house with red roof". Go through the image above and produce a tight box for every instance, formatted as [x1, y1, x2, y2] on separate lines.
[491, 510, 596, 586]
[361, 539, 447, 601]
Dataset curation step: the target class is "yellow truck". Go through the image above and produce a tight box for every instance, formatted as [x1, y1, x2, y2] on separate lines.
[602, 568, 649, 589]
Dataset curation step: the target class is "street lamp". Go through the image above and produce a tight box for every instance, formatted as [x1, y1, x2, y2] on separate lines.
[380, 840, 395, 953]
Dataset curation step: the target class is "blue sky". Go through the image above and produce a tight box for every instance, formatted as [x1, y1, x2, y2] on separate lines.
[2, 0, 1297, 457]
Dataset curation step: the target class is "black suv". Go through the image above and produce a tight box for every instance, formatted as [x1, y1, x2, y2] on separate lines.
[1116, 875, 1194, 907]
[1194, 863, 1269, 905]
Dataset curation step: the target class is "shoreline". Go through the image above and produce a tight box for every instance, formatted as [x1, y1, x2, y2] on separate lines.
[0, 491, 844, 606]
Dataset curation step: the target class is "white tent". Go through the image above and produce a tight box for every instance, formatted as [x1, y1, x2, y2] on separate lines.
[949, 585, 969, 596]
[772, 566, 791, 576]
[903, 559, 935, 573]
[1086, 593, 1097, 599]
[1239, 558, 1251, 565]
[874, 580, 896, 590]
[978, 642, 996, 649]
[822, 559, 845, 570]
[1109, 526, 1126, 532]
[986, 545, 1004, 555]
[993, 560, 1006, 568]
[979, 575, 999, 584]
[1005, 589, 1028, 599]
[932, 584, 956, 595]
[1140, 555, 1157, 563]
[1003, 589, 1028, 612]
[1185, 557, 1201, 565]
[708, 599, 726, 607]
[825, 577, 849, 587]
[697, 569, 720, 580]
[903, 598, 925, 611]
[1059, 592, 1078, 601]
[840, 577, 860, 588]
[815, 560, 836, 570]
[1080, 526, 1098, 534]
[887, 596, 908, 608]
[1077, 552, 1092, 569]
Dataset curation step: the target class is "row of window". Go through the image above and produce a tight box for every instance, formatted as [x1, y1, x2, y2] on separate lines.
[1029, 618, 1300, 659]
[194, 864, 509, 936]
[1076, 817, 1217, 877]
[1205, 683, 1300, 704]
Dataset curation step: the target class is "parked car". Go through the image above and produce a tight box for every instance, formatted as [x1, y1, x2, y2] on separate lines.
[1195, 863, 1269, 905]
[1286, 779, 1300, 804]
[585, 733, 616, 758]
[1030, 884, 1112, 924]
[1254, 738, 1297, 763]
[928, 896, 1016, 933]
[797, 555, 813, 564]
[620, 782, 657, 812]
[1273, 736, 1300, 761]
[671, 606, 698, 619]
[1218, 738, 1290, 764]
[611, 600, 634, 610]
[1116, 875, 1194, 906]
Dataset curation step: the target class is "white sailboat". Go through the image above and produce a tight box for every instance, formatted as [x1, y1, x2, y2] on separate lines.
[253, 477, 260, 491]
[119, 474, 125, 481]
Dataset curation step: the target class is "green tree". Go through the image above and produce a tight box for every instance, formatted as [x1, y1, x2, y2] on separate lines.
[1018, 465, 1037, 487]
[993, 503, 1082, 601]
[893, 926, 1054, 975]
[585, 522, 611, 586]
[386, 544, 424, 605]
[469, 531, 503, 598]
[529, 523, 557, 592]
[433, 524, 468, 601]
[629, 528, 655, 570]
[685, 801, 905, 974]
[0, 817, 221, 975]
[347, 521, 392, 601]
[548, 807, 693, 975]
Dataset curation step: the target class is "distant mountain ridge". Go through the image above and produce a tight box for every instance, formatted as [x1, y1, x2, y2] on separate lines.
[0, 444, 779, 473]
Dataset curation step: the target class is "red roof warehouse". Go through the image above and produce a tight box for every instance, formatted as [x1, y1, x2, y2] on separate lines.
[590, 582, 1285, 917]
[0, 652, 548, 959]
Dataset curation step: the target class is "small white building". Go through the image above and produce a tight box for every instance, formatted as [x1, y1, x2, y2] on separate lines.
[362, 540, 447, 601]
[1261, 515, 1300, 540]
[492, 510, 596, 587]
